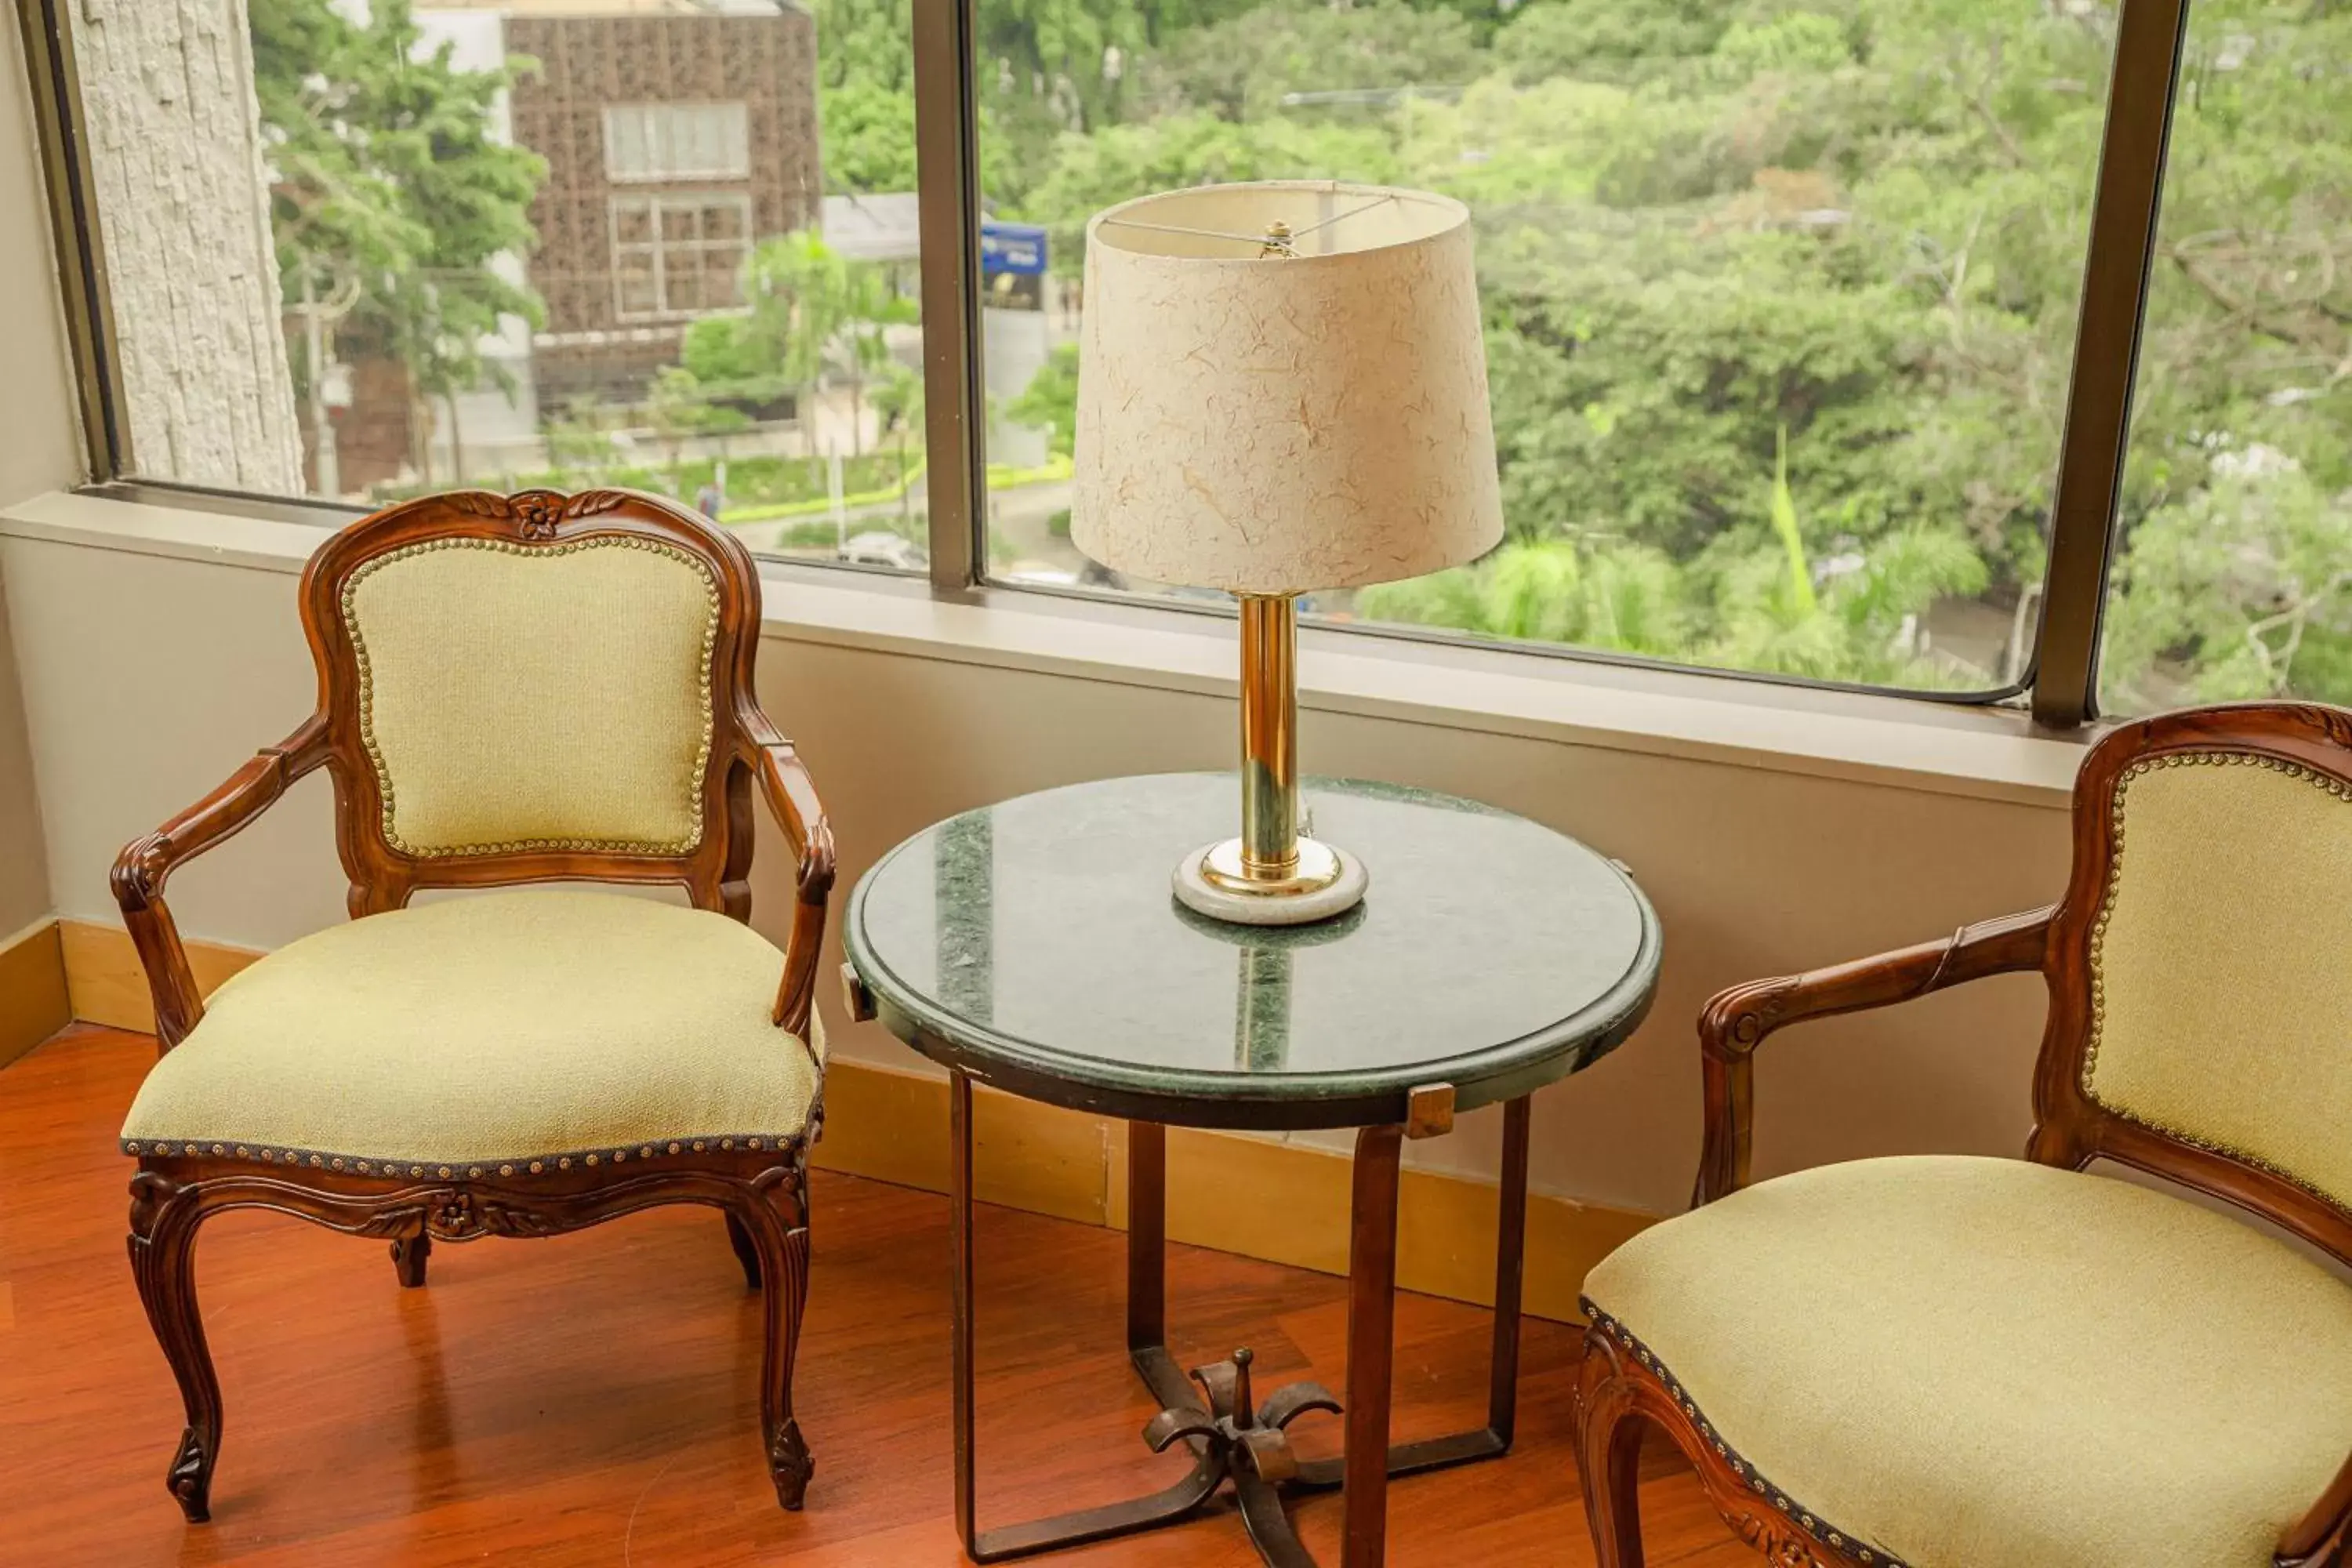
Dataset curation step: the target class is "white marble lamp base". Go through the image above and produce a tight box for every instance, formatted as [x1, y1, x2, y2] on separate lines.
[1171, 838, 1370, 927]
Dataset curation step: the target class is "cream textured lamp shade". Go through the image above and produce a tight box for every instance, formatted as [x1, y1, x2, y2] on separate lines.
[1072, 181, 1504, 594]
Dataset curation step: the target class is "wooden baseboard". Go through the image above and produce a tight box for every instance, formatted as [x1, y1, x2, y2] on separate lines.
[58, 918, 1653, 1322]
[58, 918, 262, 1033]
[0, 918, 72, 1069]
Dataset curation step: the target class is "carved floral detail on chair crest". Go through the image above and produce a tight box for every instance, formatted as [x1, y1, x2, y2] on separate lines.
[444, 487, 630, 539]
[510, 491, 568, 538]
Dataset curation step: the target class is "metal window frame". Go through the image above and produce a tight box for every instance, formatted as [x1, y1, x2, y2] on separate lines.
[18, 0, 128, 481]
[909, 0, 987, 595]
[21, 0, 2198, 725]
[2027, 0, 2194, 728]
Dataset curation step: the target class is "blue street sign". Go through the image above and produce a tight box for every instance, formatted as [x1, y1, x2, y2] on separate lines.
[982, 221, 1049, 276]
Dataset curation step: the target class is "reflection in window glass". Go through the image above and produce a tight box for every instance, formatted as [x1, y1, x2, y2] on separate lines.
[973, 0, 2122, 691]
[2097, 0, 2352, 713]
[207, 0, 925, 572]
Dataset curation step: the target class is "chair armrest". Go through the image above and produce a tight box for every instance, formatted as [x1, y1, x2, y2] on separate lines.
[110, 716, 332, 1050]
[2280, 1450, 2352, 1566]
[1692, 905, 2053, 1207]
[742, 715, 837, 1040]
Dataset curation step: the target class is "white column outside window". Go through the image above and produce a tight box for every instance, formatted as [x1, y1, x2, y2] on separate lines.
[70, 0, 302, 492]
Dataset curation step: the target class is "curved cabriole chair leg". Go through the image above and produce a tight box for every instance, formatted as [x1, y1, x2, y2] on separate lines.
[1581, 1403, 1648, 1567]
[723, 1211, 763, 1290]
[390, 1231, 432, 1288]
[739, 1174, 814, 1509]
[1573, 1332, 1650, 1568]
[128, 1173, 223, 1524]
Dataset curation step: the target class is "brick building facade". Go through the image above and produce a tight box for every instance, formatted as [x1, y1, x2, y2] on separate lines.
[310, 2, 823, 496]
[508, 4, 822, 408]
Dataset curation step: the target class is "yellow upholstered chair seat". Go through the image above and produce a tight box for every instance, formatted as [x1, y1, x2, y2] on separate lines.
[121, 891, 823, 1171]
[1582, 1155, 2352, 1568]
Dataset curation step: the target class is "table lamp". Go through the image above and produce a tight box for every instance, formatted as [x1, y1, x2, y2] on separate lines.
[1072, 180, 1504, 925]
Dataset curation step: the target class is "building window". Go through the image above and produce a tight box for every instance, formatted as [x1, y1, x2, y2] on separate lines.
[604, 103, 752, 182]
[612, 194, 753, 319]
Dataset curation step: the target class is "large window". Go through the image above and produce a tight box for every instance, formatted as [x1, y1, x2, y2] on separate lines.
[2096, 0, 2352, 713]
[27, 0, 2337, 720]
[973, 0, 2123, 695]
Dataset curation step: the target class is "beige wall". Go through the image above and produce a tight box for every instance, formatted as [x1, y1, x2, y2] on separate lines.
[0, 528, 2076, 1217]
[0, 14, 80, 935]
[0, 576, 49, 937]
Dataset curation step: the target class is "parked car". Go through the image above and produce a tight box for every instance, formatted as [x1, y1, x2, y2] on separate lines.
[839, 532, 927, 571]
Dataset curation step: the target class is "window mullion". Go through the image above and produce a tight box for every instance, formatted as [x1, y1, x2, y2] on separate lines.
[909, 0, 985, 593]
[20, 0, 128, 480]
[2030, 0, 2194, 728]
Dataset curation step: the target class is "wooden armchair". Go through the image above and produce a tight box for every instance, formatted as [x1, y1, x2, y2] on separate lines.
[113, 489, 835, 1523]
[1573, 703, 2352, 1568]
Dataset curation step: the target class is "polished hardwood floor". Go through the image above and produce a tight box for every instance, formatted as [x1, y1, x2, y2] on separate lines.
[1, 1026, 1752, 1566]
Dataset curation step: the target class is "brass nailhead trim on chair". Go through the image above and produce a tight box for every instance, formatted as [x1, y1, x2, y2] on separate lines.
[1581, 1299, 1914, 1568]
[341, 535, 723, 859]
[122, 1131, 806, 1174]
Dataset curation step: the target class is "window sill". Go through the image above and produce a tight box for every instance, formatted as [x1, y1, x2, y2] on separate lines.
[0, 488, 2086, 808]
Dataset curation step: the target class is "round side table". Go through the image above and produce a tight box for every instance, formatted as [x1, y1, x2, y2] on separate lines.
[843, 774, 1661, 1568]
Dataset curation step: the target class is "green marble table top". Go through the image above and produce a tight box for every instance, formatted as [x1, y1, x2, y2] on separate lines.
[843, 774, 1661, 1130]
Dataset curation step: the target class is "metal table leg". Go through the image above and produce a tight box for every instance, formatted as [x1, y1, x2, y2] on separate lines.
[950, 1086, 1536, 1565]
[952, 1070, 978, 1552]
[1126, 1120, 1189, 1406]
[1294, 1094, 1532, 1483]
[1341, 1123, 1403, 1566]
[955, 1076, 1227, 1563]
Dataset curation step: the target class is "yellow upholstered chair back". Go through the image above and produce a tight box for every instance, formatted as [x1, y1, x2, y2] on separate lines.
[299, 488, 764, 916]
[2036, 704, 2352, 1250]
[343, 532, 718, 857]
[2085, 750, 2352, 1205]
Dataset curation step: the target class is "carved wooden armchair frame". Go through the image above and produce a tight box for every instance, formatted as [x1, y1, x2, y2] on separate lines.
[1571, 703, 2352, 1568]
[114, 489, 835, 1523]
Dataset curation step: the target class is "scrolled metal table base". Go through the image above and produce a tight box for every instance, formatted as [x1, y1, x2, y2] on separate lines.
[951, 1086, 1533, 1567]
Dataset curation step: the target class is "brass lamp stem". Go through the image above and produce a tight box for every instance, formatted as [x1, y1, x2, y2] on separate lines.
[1175, 591, 1362, 924]
[1237, 594, 1300, 880]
